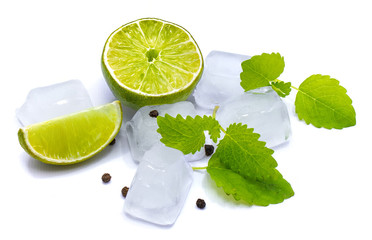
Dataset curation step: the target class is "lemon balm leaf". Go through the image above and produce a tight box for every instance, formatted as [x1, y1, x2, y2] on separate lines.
[211, 123, 277, 182]
[208, 158, 294, 206]
[240, 52, 285, 92]
[271, 81, 292, 97]
[295, 74, 356, 129]
[207, 123, 294, 206]
[157, 114, 203, 155]
[157, 114, 221, 154]
[201, 115, 222, 142]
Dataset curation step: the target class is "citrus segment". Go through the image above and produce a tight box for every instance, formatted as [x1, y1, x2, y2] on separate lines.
[102, 18, 203, 109]
[138, 19, 164, 47]
[18, 101, 123, 165]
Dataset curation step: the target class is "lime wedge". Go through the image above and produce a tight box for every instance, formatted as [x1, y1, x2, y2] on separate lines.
[102, 18, 204, 109]
[18, 101, 123, 165]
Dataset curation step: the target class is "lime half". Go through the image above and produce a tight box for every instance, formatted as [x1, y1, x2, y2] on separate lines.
[102, 18, 204, 109]
[18, 101, 122, 165]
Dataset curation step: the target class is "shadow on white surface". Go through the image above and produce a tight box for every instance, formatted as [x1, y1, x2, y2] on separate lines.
[122, 210, 174, 229]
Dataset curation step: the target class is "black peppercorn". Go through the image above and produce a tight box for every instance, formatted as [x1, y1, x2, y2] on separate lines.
[101, 173, 111, 183]
[196, 198, 206, 209]
[149, 110, 159, 118]
[122, 186, 129, 198]
[204, 144, 214, 156]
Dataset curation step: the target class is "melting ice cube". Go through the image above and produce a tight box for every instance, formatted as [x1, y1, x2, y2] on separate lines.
[125, 101, 200, 163]
[193, 50, 250, 109]
[124, 144, 193, 226]
[216, 87, 291, 148]
[16, 80, 93, 126]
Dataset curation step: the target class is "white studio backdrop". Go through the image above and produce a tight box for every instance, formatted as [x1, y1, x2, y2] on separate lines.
[0, 0, 371, 239]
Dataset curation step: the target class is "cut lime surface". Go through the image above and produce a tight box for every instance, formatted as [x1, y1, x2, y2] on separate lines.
[102, 18, 204, 109]
[18, 101, 123, 165]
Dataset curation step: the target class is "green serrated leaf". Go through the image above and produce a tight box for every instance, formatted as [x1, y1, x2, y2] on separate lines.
[207, 123, 294, 206]
[240, 52, 285, 92]
[271, 81, 292, 97]
[213, 123, 277, 181]
[208, 158, 294, 206]
[201, 115, 221, 142]
[157, 114, 221, 154]
[295, 74, 356, 129]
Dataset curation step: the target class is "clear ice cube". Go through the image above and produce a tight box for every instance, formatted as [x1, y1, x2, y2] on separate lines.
[16, 80, 93, 126]
[193, 50, 250, 109]
[125, 101, 199, 163]
[216, 87, 291, 148]
[124, 144, 193, 226]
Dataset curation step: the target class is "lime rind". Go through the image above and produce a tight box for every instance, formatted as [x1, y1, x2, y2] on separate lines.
[18, 101, 123, 165]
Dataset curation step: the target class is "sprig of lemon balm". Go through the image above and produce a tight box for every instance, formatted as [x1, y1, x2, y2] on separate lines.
[240, 53, 356, 129]
[101, 18, 204, 109]
[157, 113, 294, 206]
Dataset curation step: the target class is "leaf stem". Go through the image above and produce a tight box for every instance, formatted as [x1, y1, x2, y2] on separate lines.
[290, 85, 299, 91]
[220, 126, 227, 134]
[212, 106, 220, 119]
[192, 166, 208, 170]
[212, 105, 226, 133]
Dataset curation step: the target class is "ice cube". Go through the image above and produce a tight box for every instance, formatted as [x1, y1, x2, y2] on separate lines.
[216, 87, 291, 148]
[16, 80, 93, 126]
[125, 101, 198, 163]
[193, 50, 250, 109]
[124, 144, 193, 226]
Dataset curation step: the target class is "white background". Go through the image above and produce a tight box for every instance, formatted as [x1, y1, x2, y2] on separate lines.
[1, 0, 371, 239]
